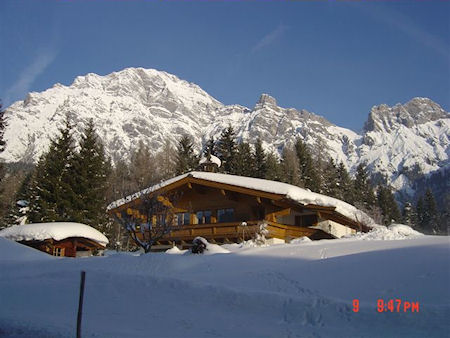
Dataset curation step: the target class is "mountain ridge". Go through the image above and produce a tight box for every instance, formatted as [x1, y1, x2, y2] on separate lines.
[2, 67, 449, 198]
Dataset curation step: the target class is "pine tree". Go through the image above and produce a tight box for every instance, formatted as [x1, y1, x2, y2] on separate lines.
[265, 152, 282, 182]
[336, 161, 354, 204]
[203, 137, 216, 157]
[234, 142, 253, 177]
[402, 202, 417, 227]
[415, 196, 425, 231]
[280, 146, 300, 186]
[253, 138, 267, 179]
[28, 117, 77, 222]
[422, 189, 440, 234]
[322, 158, 339, 198]
[353, 162, 376, 211]
[216, 125, 238, 174]
[175, 135, 199, 175]
[376, 185, 401, 225]
[4, 171, 34, 226]
[71, 119, 111, 233]
[294, 138, 320, 191]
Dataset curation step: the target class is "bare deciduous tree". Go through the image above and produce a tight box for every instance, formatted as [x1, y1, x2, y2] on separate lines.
[114, 192, 180, 253]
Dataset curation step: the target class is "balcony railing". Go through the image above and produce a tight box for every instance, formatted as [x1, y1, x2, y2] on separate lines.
[134, 220, 320, 245]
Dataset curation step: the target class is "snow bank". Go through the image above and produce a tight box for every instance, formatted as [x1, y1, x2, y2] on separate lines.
[108, 171, 372, 225]
[347, 224, 423, 240]
[0, 237, 53, 262]
[290, 236, 313, 244]
[0, 234, 448, 337]
[165, 246, 188, 255]
[0, 222, 109, 246]
[204, 242, 230, 254]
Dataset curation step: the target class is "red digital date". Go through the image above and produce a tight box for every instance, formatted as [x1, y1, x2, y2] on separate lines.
[352, 299, 419, 313]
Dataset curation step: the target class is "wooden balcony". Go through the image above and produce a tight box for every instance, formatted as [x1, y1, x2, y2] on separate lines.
[134, 220, 328, 249]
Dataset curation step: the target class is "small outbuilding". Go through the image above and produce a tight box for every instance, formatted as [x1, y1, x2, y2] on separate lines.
[0, 222, 109, 257]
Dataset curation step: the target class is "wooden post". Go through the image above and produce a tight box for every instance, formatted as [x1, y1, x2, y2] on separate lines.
[77, 271, 86, 338]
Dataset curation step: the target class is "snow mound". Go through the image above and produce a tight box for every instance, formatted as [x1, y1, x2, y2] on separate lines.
[0, 237, 53, 262]
[348, 224, 423, 240]
[204, 243, 230, 254]
[290, 236, 313, 244]
[165, 246, 188, 255]
[0, 222, 109, 246]
[191, 237, 230, 255]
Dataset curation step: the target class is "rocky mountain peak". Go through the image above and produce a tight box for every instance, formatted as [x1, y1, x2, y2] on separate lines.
[255, 93, 277, 108]
[2, 67, 449, 200]
[363, 97, 449, 133]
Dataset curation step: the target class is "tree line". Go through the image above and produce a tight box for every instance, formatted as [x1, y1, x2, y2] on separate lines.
[0, 109, 446, 245]
[173, 125, 446, 234]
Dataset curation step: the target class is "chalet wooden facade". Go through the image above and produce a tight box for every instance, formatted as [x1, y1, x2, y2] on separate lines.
[109, 172, 369, 250]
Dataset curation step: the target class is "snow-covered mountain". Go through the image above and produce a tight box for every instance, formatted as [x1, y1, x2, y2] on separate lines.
[2, 67, 449, 197]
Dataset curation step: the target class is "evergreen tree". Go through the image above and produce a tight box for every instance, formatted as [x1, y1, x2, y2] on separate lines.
[175, 135, 199, 175]
[322, 158, 339, 198]
[402, 202, 417, 227]
[353, 162, 376, 211]
[203, 137, 216, 157]
[4, 171, 34, 226]
[415, 196, 425, 231]
[281, 146, 300, 186]
[294, 138, 320, 191]
[253, 138, 267, 179]
[336, 161, 354, 204]
[265, 152, 282, 182]
[376, 185, 401, 225]
[234, 142, 253, 177]
[28, 117, 77, 222]
[422, 189, 440, 234]
[216, 125, 238, 174]
[71, 119, 111, 233]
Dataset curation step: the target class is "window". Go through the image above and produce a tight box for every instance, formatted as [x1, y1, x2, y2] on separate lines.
[53, 247, 64, 257]
[295, 215, 318, 227]
[176, 212, 191, 226]
[196, 210, 212, 224]
[217, 208, 234, 223]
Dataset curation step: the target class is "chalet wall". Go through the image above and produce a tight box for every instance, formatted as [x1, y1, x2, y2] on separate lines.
[173, 185, 279, 223]
[312, 220, 356, 238]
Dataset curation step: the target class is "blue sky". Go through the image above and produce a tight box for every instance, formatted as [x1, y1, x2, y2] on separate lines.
[1, 1, 449, 131]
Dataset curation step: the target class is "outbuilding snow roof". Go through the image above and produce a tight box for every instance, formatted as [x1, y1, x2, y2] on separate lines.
[0, 222, 109, 246]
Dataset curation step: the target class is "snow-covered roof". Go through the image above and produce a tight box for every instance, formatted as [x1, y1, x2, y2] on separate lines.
[199, 154, 221, 167]
[108, 171, 372, 225]
[0, 222, 109, 246]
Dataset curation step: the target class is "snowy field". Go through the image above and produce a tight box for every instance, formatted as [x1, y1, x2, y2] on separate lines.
[0, 227, 449, 338]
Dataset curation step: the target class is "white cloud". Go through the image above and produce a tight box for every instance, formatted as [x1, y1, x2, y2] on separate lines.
[252, 24, 287, 53]
[5, 48, 58, 105]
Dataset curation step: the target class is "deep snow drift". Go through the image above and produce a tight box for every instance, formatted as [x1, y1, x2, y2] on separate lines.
[0, 230, 448, 338]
